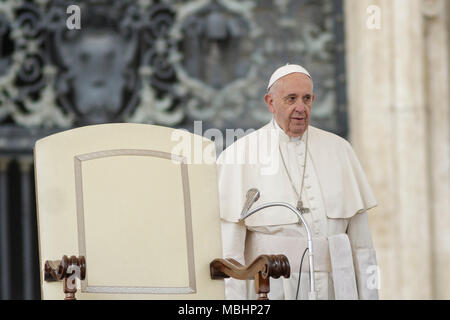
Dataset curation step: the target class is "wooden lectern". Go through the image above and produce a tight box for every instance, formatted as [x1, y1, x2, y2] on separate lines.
[34, 124, 289, 300]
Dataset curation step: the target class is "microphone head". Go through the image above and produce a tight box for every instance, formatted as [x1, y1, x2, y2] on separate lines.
[247, 188, 260, 202]
[240, 188, 260, 219]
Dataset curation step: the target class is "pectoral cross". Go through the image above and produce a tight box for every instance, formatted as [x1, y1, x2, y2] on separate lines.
[297, 200, 310, 214]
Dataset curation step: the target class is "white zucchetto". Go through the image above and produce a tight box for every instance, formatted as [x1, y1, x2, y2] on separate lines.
[267, 63, 312, 90]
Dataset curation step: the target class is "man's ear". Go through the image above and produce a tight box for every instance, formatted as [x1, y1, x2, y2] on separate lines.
[311, 94, 315, 103]
[264, 93, 275, 114]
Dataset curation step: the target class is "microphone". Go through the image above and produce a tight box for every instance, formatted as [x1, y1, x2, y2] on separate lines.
[240, 188, 260, 219]
[237, 189, 317, 300]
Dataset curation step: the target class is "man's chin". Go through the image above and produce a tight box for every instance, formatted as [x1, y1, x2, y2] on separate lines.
[289, 124, 307, 136]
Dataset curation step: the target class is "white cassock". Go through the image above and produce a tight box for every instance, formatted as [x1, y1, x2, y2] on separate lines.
[217, 119, 379, 300]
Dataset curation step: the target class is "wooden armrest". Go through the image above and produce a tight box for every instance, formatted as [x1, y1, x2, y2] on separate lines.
[210, 254, 290, 300]
[44, 255, 86, 300]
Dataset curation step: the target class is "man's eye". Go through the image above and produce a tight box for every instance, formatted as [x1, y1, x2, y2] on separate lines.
[287, 97, 296, 102]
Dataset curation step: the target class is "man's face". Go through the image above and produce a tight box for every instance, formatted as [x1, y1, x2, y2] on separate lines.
[264, 73, 314, 137]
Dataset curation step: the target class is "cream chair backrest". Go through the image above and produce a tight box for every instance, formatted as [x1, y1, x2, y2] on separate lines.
[34, 123, 224, 299]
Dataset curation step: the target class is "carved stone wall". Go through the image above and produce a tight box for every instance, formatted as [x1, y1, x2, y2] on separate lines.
[0, 0, 347, 152]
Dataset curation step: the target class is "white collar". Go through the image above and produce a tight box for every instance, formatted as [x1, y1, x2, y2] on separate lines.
[271, 118, 306, 143]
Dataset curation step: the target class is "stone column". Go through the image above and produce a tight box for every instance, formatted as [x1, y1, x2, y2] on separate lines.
[422, 0, 450, 300]
[343, 0, 448, 299]
[0, 157, 11, 299]
[19, 156, 36, 300]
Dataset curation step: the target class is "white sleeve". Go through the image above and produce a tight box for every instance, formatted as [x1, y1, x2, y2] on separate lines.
[347, 211, 379, 300]
[221, 219, 248, 300]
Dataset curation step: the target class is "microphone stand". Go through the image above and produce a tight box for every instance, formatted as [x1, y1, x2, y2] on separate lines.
[240, 192, 317, 300]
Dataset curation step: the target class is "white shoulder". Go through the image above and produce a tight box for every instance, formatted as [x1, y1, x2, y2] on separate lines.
[309, 126, 351, 149]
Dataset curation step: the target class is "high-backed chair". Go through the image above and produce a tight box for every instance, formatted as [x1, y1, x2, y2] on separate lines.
[34, 123, 289, 299]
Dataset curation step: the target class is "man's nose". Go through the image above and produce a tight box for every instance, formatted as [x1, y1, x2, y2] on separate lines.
[294, 102, 307, 113]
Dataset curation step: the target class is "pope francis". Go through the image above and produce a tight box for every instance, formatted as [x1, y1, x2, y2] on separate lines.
[216, 64, 379, 300]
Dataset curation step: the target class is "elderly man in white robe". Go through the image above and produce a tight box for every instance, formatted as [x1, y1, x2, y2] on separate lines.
[217, 64, 379, 300]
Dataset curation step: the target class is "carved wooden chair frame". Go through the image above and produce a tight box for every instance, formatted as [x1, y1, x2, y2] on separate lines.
[45, 254, 290, 300]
